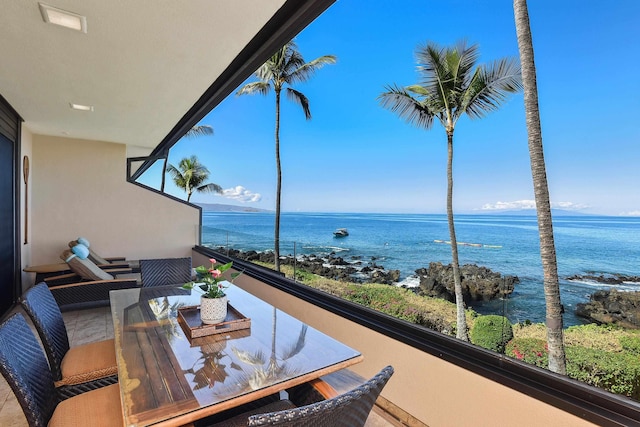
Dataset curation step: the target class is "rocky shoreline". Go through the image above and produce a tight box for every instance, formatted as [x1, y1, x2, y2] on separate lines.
[415, 262, 518, 304]
[215, 247, 640, 327]
[567, 273, 640, 285]
[576, 290, 640, 329]
[214, 247, 518, 302]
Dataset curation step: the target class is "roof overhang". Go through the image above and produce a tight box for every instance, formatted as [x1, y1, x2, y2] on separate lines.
[0, 0, 335, 161]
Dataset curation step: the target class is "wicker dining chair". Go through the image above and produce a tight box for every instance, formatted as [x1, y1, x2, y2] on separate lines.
[20, 283, 118, 399]
[139, 257, 192, 287]
[0, 313, 123, 427]
[203, 366, 394, 427]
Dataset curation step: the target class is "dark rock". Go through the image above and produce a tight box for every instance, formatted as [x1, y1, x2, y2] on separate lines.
[415, 262, 518, 303]
[576, 290, 640, 328]
[566, 273, 640, 285]
[369, 269, 401, 285]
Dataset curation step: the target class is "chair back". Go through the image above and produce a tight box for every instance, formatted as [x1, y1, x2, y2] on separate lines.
[21, 283, 70, 381]
[0, 314, 58, 426]
[248, 365, 394, 427]
[140, 257, 192, 287]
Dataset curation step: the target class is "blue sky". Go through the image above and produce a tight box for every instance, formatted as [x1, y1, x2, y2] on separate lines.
[141, 0, 640, 216]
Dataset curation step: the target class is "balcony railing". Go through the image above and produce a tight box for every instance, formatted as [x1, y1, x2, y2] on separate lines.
[192, 242, 640, 427]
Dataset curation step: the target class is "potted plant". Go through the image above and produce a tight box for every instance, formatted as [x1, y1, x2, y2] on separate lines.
[183, 258, 241, 324]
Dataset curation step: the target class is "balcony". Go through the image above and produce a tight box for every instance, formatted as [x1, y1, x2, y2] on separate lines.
[3, 245, 640, 426]
[2, 2, 639, 426]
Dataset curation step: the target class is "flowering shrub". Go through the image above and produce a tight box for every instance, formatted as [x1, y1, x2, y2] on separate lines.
[505, 338, 548, 367]
[183, 258, 241, 298]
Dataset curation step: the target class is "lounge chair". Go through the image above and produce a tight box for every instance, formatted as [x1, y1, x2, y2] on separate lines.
[41, 250, 139, 310]
[0, 313, 123, 427]
[69, 237, 139, 268]
[42, 248, 138, 286]
[200, 366, 394, 427]
[21, 283, 118, 399]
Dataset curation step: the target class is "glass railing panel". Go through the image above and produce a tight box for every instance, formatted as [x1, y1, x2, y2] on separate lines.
[198, 212, 640, 404]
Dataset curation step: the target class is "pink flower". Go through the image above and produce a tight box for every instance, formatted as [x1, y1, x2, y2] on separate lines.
[211, 269, 222, 278]
[209, 258, 217, 264]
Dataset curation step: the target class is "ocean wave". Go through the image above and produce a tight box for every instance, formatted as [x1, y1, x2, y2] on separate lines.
[300, 245, 350, 253]
[567, 279, 639, 291]
[396, 275, 420, 288]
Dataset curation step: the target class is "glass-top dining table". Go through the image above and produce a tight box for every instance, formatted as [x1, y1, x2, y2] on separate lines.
[110, 284, 363, 427]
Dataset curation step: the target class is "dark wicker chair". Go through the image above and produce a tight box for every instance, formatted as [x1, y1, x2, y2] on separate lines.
[0, 313, 123, 427]
[20, 283, 118, 399]
[203, 366, 394, 427]
[140, 257, 192, 287]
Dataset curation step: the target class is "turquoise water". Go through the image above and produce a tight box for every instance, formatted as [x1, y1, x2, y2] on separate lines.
[201, 212, 640, 327]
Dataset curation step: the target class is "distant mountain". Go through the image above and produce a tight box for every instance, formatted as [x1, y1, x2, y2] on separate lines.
[196, 203, 271, 213]
[479, 209, 590, 216]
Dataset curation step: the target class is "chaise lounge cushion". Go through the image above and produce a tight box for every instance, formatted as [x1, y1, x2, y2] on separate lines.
[69, 239, 111, 265]
[60, 249, 113, 281]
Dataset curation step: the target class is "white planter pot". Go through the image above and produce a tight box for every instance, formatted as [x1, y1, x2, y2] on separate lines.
[200, 295, 228, 325]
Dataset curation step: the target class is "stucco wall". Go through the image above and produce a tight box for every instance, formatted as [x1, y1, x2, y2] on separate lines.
[19, 126, 33, 292]
[208, 260, 597, 427]
[29, 135, 199, 274]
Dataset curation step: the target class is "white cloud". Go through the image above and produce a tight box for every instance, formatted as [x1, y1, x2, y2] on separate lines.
[221, 186, 262, 203]
[479, 200, 588, 211]
[480, 200, 537, 211]
[620, 210, 640, 217]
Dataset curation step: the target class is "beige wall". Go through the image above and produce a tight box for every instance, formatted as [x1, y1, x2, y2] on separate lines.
[19, 126, 33, 291]
[207, 258, 596, 427]
[27, 135, 199, 279]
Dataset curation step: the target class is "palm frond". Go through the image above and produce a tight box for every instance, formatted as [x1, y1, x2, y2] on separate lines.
[166, 164, 183, 180]
[280, 325, 307, 360]
[462, 57, 522, 119]
[184, 125, 214, 138]
[288, 55, 337, 85]
[236, 81, 271, 96]
[286, 88, 311, 119]
[378, 85, 435, 130]
[197, 183, 223, 194]
[232, 347, 267, 366]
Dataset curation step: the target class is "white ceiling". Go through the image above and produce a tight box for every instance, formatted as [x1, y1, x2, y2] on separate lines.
[0, 0, 287, 153]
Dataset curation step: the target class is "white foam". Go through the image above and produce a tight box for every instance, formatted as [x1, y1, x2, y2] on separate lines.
[396, 275, 421, 288]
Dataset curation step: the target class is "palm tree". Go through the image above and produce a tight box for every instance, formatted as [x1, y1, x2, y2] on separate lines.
[160, 125, 214, 192]
[513, 0, 566, 374]
[166, 155, 222, 202]
[236, 41, 336, 272]
[379, 41, 522, 341]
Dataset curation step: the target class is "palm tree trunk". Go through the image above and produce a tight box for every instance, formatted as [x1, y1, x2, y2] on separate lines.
[274, 89, 282, 272]
[160, 154, 168, 193]
[447, 130, 468, 341]
[514, 0, 566, 374]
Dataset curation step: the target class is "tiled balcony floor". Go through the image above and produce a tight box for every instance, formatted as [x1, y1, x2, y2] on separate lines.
[0, 305, 400, 426]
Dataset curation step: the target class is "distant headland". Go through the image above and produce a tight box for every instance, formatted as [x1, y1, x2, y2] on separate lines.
[196, 203, 272, 213]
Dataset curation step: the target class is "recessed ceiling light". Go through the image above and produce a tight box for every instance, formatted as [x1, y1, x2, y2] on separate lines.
[69, 103, 94, 112]
[39, 3, 87, 33]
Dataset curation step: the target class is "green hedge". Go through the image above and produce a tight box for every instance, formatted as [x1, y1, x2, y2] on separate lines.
[566, 346, 640, 399]
[619, 335, 640, 355]
[470, 315, 513, 353]
[507, 338, 640, 399]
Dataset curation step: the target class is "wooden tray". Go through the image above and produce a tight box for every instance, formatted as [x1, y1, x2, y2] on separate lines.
[177, 304, 251, 340]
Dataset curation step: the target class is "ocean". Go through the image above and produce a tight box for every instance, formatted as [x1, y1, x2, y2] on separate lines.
[201, 212, 640, 327]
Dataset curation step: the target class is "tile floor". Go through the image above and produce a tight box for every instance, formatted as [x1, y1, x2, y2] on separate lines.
[0, 305, 400, 426]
